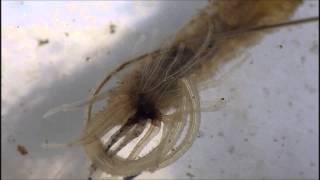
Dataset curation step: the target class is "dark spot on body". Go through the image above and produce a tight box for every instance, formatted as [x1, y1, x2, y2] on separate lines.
[221, 97, 224, 101]
[278, 44, 283, 49]
[85, 57, 91, 62]
[17, 145, 28, 156]
[135, 93, 159, 120]
[38, 39, 49, 46]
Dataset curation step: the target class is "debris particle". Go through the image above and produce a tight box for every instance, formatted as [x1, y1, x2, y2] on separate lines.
[186, 172, 195, 178]
[17, 145, 28, 156]
[218, 131, 224, 137]
[38, 39, 49, 46]
[197, 131, 204, 138]
[278, 44, 283, 49]
[109, 23, 116, 34]
[310, 41, 319, 54]
[310, 162, 315, 167]
[7, 135, 16, 143]
[65, 32, 69, 37]
[228, 145, 235, 154]
[300, 56, 306, 64]
[86, 57, 91, 62]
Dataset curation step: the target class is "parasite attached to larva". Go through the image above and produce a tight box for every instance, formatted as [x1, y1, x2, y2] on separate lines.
[44, 0, 318, 179]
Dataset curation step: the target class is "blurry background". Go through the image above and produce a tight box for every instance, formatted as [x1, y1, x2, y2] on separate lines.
[2, 1, 318, 179]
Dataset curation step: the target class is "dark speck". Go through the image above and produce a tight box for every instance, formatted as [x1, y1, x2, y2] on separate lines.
[273, 138, 278, 142]
[65, 32, 69, 37]
[188, 164, 192, 169]
[17, 145, 28, 156]
[228, 145, 235, 154]
[288, 101, 293, 107]
[85, 57, 91, 62]
[7, 135, 16, 143]
[281, 143, 285, 147]
[109, 24, 116, 34]
[186, 172, 195, 178]
[218, 131, 224, 137]
[38, 39, 49, 46]
[278, 44, 283, 49]
[244, 138, 248, 142]
[310, 162, 315, 167]
[300, 56, 306, 64]
[221, 97, 225, 101]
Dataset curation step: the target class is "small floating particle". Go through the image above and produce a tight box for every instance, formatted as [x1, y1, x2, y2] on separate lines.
[218, 131, 224, 137]
[186, 172, 195, 178]
[17, 145, 28, 156]
[109, 24, 116, 34]
[38, 39, 49, 47]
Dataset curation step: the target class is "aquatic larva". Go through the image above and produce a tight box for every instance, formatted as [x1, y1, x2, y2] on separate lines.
[44, 0, 318, 178]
